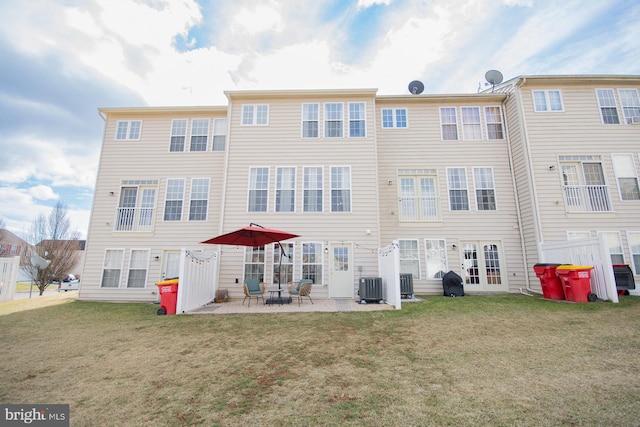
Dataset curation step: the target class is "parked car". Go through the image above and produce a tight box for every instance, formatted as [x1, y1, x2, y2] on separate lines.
[57, 274, 80, 292]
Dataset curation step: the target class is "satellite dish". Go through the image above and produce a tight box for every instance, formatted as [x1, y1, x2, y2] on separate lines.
[30, 255, 51, 269]
[408, 80, 424, 95]
[485, 69, 503, 85]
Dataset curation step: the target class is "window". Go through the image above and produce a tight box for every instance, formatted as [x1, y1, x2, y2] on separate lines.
[599, 232, 624, 264]
[484, 106, 504, 140]
[331, 166, 351, 212]
[381, 108, 407, 128]
[303, 166, 323, 212]
[302, 104, 319, 138]
[440, 107, 458, 140]
[101, 249, 124, 288]
[325, 103, 343, 137]
[170, 119, 187, 152]
[127, 249, 149, 288]
[447, 168, 469, 211]
[275, 167, 296, 212]
[619, 89, 640, 124]
[425, 239, 447, 280]
[627, 232, 640, 275]
[473, 167, 497, 211]
[398, 170, 439, 221]
[242, 104, 269, 125]
[461, 107, 482, 140]
[273, 243, 294, 285]
[302, 242, 322, 284]
[212, 118, 227, 151]
[596, 89, 620, 124]
[248, 167, 269, 212]
[560, 156, 611, 212]
[115, 120, 141, 140]
[349, 102, 366, 137]
[532, 90, 563, 112]
[611, 154, 640, 200]
[164, 178, 185, 221]
[115, 181, 157, 232]
[567, 231, 591, 240]
[244, 246, 265, 282]
[399, 240, 420, 280]
[190, 119, 209, 152]
[189, 178, 209, 221]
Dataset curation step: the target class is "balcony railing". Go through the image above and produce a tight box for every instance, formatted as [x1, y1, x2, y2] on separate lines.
[563, 185, 612, 212]
[114, 207, 155, 232]
[398, 196, 441, 222]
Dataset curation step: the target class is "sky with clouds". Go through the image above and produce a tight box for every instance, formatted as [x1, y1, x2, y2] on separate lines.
[1, 0, 639, 239]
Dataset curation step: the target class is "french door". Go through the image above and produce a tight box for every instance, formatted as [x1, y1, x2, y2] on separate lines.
[459, 241, 507, 292]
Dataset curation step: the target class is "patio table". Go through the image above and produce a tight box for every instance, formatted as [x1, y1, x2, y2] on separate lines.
[266, 287, 292, 305]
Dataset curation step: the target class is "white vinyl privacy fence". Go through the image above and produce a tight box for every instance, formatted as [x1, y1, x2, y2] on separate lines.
[176, 249, 218, 314]
[378, 241, 402, 309]
[0, 256, 20, 302]
[540, 236, 618, 303]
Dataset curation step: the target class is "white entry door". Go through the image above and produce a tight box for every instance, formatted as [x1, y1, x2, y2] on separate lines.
[329, 243, 353, 298]
[459, 241, 507, 292]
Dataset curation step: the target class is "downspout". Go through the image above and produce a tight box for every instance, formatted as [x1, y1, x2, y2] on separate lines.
[502, 92, 531, 292]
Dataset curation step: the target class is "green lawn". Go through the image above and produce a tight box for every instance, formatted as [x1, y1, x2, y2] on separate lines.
[1, 295, 639, 426]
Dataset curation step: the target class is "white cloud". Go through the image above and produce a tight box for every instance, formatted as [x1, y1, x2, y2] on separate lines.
[357, 0, 392, 10]
[232, 1, 284, 34]
[29, 185, 58, 201]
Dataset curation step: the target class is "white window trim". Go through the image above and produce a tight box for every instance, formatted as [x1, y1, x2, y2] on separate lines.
[127, 248, 151, 289]
[189, 177, 210, 221]
[439, 107, 459, 141]
[424, 239, 447, 280]
[446, 167, 470, 211]
[348, 102, 366, 138]
[460, 106, 482, 141]
[532, 89, 564, 112]
[301, 242, 324, 284]
[189, 118, 211, 152]
[301, 103, 319, 138]
[241, 104, 270, 126]
[303, 166, 324, 213]
[330, 165, 352, 213]
[473, 166, 498, 211]
[164, 178, 185, 221]
[247, 166, 270, 213]
[398, 239, 421, 280]
[212, 118, 227, 151]
[115, 120, 142, 140]
[484, 106, 505, 140]
[275, 166, 297, 213]
[381, 108, 408, 129]
[595, 88, 620, 125]
[625, 231, 640, 276]
[611, 153, 640, 201]
[566, 231, 592, 240]
[618, 88, 640, 124]
[324, 102, 344, 138]
[597, 231, 625, 264]
[101, 248, 125, 288]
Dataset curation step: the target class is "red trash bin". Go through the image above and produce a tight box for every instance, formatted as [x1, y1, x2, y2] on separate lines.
[155, 278, 179, 315]
[555, 266, 594, 303]
[533, 263, 565, 300]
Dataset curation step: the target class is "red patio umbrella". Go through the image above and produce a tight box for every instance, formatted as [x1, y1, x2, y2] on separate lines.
[201, 223, 299, 292]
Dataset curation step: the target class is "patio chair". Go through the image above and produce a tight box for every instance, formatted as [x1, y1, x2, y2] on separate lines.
[288, 279, 313, 305]
[243, 279, 266, 306]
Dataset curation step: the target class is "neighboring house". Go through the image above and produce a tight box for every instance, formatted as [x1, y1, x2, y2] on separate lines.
[79, 75, 640, 303]
[0, 229, 31, 281]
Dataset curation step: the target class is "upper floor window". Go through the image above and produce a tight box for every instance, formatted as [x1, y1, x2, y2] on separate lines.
[325, 103, 343, 138]
[533, 90, 563, 112]
[189, 178, 210, 221]
[190, 119, 209, 152]
[275, 167, 296, 212]
[447, 167, 469, 211]
[302, 104, 319, 138]
[461, 107, 482, 140]
[398, 169, 439, 222]
[619, 89, 640, 124]
[330, 166, 351, 212]
[596, 89, 620, 124]
[303, 166, 323, 212]
[242, 104, 269, 126]
[170, 119, 187, 152]
[164, 178, 185, 221]
[248, 167, 269, 212]
[484, 107, 504, 140]
[560, 156, 611, 212]
[349, 102, 366, 137]
[212, 118, 227, 151]
[115, 180, 158, 232]
[611, 153, 640, 200]
[115, 120, 141, 140]
[440, 107, 458, 140]
[381, 108, 407, 128]
[473, 167, 497, 211]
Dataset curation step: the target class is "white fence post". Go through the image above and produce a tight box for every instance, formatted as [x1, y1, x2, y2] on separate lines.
[0, 256, 20, 302]
[378, 241, 401, 310]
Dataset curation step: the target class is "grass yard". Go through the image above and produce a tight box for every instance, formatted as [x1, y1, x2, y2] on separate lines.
[1, 294, 639, 426]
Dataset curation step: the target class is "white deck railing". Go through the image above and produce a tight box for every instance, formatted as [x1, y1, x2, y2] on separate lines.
[114, 207, 155, 232]
[563, 185, 611, 212]
[398, 196, 441, 221]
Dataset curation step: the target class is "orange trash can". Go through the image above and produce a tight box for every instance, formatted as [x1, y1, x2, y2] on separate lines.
[533, 263, 565, 300]
[555, 266, 595, 303]
[155, 278, 179, 315]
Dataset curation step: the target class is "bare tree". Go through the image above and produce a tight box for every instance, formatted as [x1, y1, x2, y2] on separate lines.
[21, 202, 81, 295]
[0, 218, 6, 256]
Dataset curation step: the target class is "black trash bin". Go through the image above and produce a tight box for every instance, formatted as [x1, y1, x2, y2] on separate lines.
[442, 270, 464, 297]
[613, 264, 636, 294]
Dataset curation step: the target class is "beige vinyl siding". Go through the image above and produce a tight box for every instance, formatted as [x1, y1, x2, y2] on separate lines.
[81, 108, 227, 301]
[214, 92, 381, 299]
[376, 95, 526, 294]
